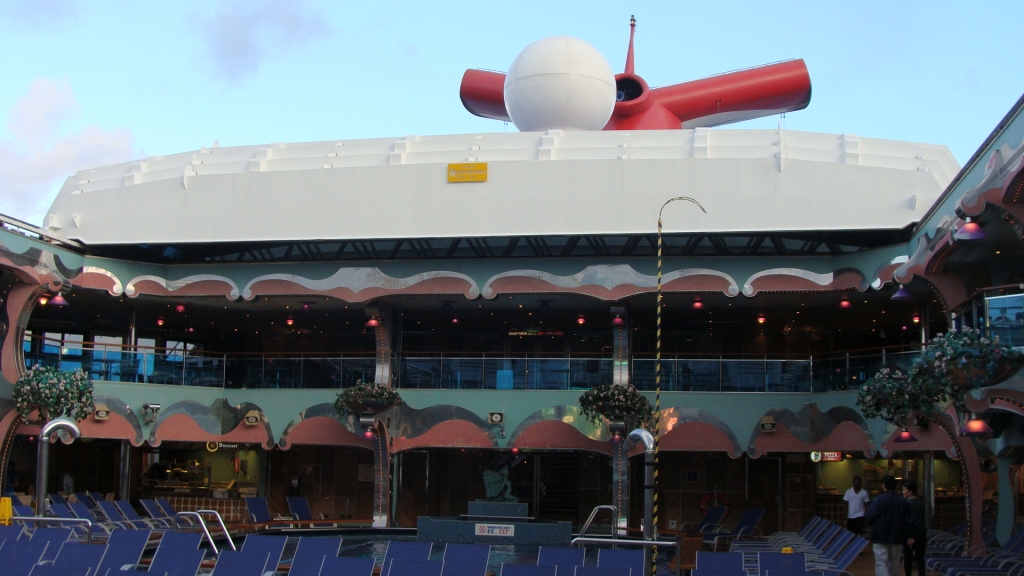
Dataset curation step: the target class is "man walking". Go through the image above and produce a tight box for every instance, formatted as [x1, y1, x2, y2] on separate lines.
[844, 475, 870, 535]
[866, 475, 912, 576]
[903, 480, 927, 576]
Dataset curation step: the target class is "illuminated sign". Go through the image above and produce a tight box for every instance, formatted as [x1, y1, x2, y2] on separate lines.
[508, 330, 564, 337]
[810, 451, 843, 463]
[448, 162, 488, 182]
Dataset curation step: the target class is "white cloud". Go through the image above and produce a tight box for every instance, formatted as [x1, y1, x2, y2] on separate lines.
[193, 0, 332, 83]
[0, 78, 139, 226]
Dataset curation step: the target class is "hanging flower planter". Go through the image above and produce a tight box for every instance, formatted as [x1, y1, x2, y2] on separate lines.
[579, 384, 654, 430]
[334, 380, 402, 417]
[14, 365, 95, 423]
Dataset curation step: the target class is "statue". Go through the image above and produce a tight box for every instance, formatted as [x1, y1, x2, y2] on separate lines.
[480, 467, 518, 503]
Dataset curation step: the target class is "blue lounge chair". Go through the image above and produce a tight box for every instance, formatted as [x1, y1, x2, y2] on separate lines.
[96, 500, 147, 530]
[97, 529, 151, 575]
[706, 508, 764, 550]
[0, 524, 26, 541]
[0, 540, 51, 576]
[537, 547, 585, 575]
[575, 569, 629, 576]
[288, 536, 343, 576]
[72, 493, 97, 510]
[155, 498, 179, 517]
[501, 566, 556, 576]
[390, 560, 443, 576]
[244, 496, 275, 524]
[68, 500, 118, 535]
[48, 493, 67, 506]
[140, 499, 175, 525]
[115, 500, 169, 529]
[382, 541, 433, 576]
[441, 543, 491, 576]
[319, 557, 375, 576]
[211, 549, 271, 576]
[29, 527, 73, 561]
[806, 535, 869, 575]
[683, 505, 728, 533]
[758, 551, 806, 576]
[156, 530, 204, 551]
[240, 534, 288, 575]
[148, 546, 207, 576]
[13, 503, 35, 517]
[28, 567, 89, 576]
[287, 496, 315, 520]
[52, 541, 109, 576]
[598, 549, 644, 576]
[695, 552, 744, 573]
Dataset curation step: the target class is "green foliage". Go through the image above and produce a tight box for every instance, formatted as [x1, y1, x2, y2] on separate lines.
[14, 365, 95, 422]
[578, 383, 654, 429]
[334, 380, 401, 416]
[857, 327, 1024, 425]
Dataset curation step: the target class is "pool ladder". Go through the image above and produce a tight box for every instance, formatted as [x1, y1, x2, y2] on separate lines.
[176, 510, 236, 555]
[579, 505, 620, 539]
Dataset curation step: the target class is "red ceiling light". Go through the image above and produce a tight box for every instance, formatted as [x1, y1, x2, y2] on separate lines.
[692, 299, 704, 310]
[451, 317, 459, 324]
[609, 314, 626, 327]
[286, 317, 295, 326]
[577, 315, 586, 325]
[362, 429, 377, 440]
[50, 294, 69, 307]
[364, 316, 381, 328]
[511, 447, 520, 455]
[893, 428, 917, 443]
[912, 314, 920, 324]
[156, 317, 165, 326]
[187, 327, 195, 333]
[960, 415, 994, 437]
[839, 298, 851, 309]
[175, 304, 186, 313]
[757, 314, 766, 324]
[301, 302, 312, 312]
[38, 296, 49, 306]
[610, 432, 624, 444]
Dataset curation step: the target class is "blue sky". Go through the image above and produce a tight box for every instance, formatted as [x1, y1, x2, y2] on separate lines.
[1, 1, 1022, 225]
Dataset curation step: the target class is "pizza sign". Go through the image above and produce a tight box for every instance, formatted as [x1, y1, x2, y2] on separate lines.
[810, 451, 844, 462]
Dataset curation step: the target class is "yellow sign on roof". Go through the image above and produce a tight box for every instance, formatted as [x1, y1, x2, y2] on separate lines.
[448, 162, 487, 183]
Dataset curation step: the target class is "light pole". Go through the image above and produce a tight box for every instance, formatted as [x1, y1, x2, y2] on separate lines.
[652, 196, 705, 575]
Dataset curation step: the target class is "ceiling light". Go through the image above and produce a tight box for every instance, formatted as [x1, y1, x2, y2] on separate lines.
[364, 316, 381, 328]
[912, 314, 920, 323]
[38, 296, 49, 306]
[891, 286, 913, 301]
[757, 314, 765, 324]
[954, 217, 986, 240]
[577, 315, 586, 325]
[960, 415, 994, 437]
[50, 294, 69, 307]
[692, 299, 703, 310]
[156, 317, 165, 326]
[609, 314, 626, 327]
[286, 317, 294, 326]
[839, 298, 851, 309]
[893, 428, 917, 443]
[175, 304, 186, 313]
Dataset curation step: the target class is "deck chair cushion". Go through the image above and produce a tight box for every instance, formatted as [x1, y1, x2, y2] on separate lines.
[320, 556, 375, 576]
[290, 536, 343, 576]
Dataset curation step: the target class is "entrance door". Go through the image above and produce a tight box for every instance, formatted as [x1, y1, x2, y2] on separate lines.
[748, 457, 782, 534]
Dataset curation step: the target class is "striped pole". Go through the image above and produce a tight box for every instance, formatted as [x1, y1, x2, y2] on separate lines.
[654, 197, 705, 576]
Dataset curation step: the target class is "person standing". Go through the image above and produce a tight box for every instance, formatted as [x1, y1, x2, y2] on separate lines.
[844, 475, 870, 534]
[866, 475, 912, 576]
[903, 480, 927, 576]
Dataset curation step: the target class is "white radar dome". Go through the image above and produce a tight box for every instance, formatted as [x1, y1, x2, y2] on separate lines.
[504, 36, 616, 132]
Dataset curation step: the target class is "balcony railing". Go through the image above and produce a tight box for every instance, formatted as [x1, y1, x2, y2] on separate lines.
[23, 335, 923, 392]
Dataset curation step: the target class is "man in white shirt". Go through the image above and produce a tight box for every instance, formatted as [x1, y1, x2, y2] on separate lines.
[844, 475, 870, 534]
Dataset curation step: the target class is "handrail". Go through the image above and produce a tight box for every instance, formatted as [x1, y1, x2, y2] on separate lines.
[197, 509, 236, 552]
[12, 516, 93, 543]
[579, 505, 619, 540]
[176, 510, 236, 554]
[571, 536, 677, 547]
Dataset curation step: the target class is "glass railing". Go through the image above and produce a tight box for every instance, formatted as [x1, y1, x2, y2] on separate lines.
[632, 350, 922, 393]
[23, 335, 925, 392]
[399, 357, 614, 390]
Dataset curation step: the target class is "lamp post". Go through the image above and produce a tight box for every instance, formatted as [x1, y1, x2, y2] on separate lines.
[653, 196, 705, 573]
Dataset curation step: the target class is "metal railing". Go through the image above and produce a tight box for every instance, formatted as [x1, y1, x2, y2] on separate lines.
[175, 510, 235, 554]
[579, 505, 620, 539]
[12, 516, 93, 543]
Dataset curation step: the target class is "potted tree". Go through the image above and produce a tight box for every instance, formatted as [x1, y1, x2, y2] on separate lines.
[14, 365, 95, 424]
[334, 380, 402, 417]
[857, 327, 1023, 549]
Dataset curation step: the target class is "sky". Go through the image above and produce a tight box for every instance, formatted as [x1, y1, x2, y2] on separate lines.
[1, 1, 1022, 226]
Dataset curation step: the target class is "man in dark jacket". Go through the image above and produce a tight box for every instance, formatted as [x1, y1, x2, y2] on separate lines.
[902, 480, 927, 576]
[866, 475, 913, 576]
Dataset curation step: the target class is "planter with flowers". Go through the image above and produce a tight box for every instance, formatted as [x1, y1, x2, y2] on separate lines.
[857, 327, 1024, 549]
[334, 380, 402, 417]
[578, 384, 654, 432]
[14, 365, 95, 423]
